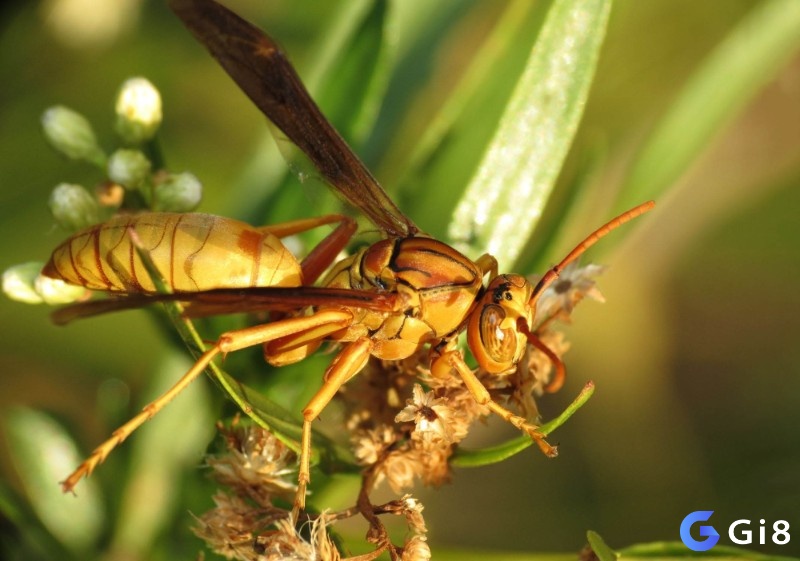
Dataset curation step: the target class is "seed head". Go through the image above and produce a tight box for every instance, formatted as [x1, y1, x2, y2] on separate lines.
[206, 424, 297, 505]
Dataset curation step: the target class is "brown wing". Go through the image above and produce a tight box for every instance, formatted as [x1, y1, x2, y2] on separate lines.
[51, 286, 400, 325]
[169, 0, 418, 238]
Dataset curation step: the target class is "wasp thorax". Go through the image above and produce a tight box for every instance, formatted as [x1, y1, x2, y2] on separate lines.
[467, 274, 534, 374]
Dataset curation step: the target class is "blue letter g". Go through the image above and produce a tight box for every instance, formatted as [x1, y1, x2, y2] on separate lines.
[680, 510, 720, 552]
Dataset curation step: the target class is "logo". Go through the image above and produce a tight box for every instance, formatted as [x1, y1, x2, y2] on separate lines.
[681, 510, 720, 552]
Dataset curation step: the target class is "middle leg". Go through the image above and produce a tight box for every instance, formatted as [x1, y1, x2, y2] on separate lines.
[293, 336, 374, 518]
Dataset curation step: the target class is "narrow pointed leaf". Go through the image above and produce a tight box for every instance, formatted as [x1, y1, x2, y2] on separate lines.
[452, 381, 594, 467]
[448, 0, 612, 267]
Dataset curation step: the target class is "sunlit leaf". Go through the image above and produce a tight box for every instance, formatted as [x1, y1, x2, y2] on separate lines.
[448, 0, 612, 267]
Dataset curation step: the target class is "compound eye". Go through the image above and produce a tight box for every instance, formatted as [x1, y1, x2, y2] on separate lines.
[478, 304, 517, 364]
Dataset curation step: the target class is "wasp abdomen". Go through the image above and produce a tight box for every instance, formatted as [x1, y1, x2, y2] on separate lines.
[42, 212, 302, 293]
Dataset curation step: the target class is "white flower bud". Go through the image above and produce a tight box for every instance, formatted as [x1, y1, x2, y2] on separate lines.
[49, 183, 101, 231]
[107, 148, 151, 189]
[152, 172, 202, 212]
[115, 77, 162, 144]
[3, 263, 45, 304]
[34, 274, 88, 304]
[41, 106, 106, 166]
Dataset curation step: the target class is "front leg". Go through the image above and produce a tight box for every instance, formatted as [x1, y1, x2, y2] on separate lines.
[431, 349, 558, 458]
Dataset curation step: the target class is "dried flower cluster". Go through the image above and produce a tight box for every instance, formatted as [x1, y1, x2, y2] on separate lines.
[193, 423, 317, 561]
[195, 422, 433, 561]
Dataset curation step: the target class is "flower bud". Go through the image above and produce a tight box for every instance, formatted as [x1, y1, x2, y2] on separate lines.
[49, 183, 101, 231]
[3, 262, 45, 304]
[34, 274, 89, 304]
[41, 106, 106, 166]
[152, 172, 202, 212]
[115, 77, 162, 144]
[107, 148, 151, 189]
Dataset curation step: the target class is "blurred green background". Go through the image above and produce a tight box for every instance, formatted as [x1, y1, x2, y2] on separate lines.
[1, 0, 799, 559]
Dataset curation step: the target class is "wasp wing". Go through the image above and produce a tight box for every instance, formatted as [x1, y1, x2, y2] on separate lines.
[51, 286, 399, 325]
[169, 0, 418, 238]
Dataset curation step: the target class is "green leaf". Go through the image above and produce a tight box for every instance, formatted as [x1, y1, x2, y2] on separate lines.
[362, 0, 480, 171]
[109, 352, 215, 557]
[4, 408, 104, 554]
[452, 381, 594, 467]
[398, 1, 542, 189]
[587, 531, 618, 561]
[396, 1, 551, 238]
[619, 541, 800, 561]
[312, 0, 389, 145]
[448, 0, 612, 267]
[616, 0, 800, 211]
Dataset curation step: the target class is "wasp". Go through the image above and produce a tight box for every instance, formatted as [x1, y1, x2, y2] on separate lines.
[46, 0, 654, 514]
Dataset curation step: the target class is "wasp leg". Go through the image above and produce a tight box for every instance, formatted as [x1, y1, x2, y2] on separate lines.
[293, 337, 373, 520]
[61, 310, 354, 494]
[474, 253, 498, 279]
[436, 350, 558, 458]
